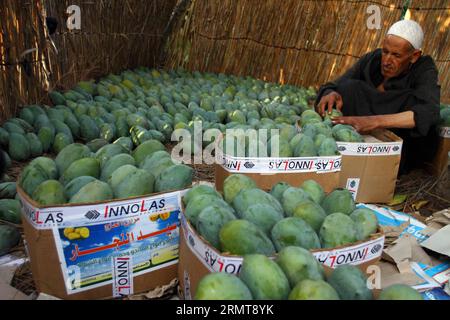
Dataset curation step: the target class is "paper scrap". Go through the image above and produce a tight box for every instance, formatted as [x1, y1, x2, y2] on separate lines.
[410, 262, 443, 290]
[383, 236, 412, 267]
[0, 255, 27, 285]
[380, 221, 410, 246]
[420, 225, 450, 257]
[0, 253, 32, 300]
[411, 261, 450, 287]
[126, 278, 178, 300]
[0, 265, 19, 284]
[406, 237, 433, 266]
[36, 293, 61, 300]
[445, 282, 450, 296]
[398, 260, 414, 274]
[422, 287, 450, 300]
[419, 226, 439, 238]
[0, 254, 28, 267]
[378, 261, 425, 289]
[0, 282, 31, 300]
[425, 209, 450, 230]
[383, 234, 433, 273]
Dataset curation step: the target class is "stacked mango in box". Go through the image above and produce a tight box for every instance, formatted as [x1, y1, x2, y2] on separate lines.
[195, 256, 423, 300]
[184, 174, 377, 254]
[184, 174, 422, 300]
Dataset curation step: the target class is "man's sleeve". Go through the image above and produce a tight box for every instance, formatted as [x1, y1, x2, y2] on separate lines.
[314, 52, 372, 106]
[407, 61, 441, 137]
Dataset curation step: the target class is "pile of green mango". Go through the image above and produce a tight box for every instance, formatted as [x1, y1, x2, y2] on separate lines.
[17, 141, 193, 206]
[195, 255, 423, 300]
[185, 174, 423, 301]
[440, 104, 450, 127]
[0, 198, 22, 257]
[0, 68, 314, 258]
[0, 68, 317, 165]
[0, 175, 22, 256]
[299, 108, 365, 145]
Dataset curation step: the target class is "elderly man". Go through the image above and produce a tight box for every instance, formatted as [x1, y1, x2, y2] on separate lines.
[315, 20, 440, 174]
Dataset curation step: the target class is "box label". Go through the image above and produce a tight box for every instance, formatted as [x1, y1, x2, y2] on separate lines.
[19, 190, 183, 230]
[219, 154, 341, 174]
[311, 237, 385, 268]
[112, 256, 133, 297]
[346, 178, 360, 200]
[183, 271, 192, 300]
[336, 141, 402, 156]
[54, 209, 180, 295]
[181, 212, 384, 273]
[181, 214, 246, 274]
[440, 127, 450, 138]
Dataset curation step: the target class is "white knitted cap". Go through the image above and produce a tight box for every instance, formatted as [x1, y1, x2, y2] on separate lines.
[387, 20, 424, 50]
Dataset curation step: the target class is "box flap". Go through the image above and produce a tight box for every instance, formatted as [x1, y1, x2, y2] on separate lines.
[215, 132, 342, 173]
[18, 186, 184, 230]
[336, 129, 403, 156]
[420, 225, 450, 258]
[218, 153, 342, 173]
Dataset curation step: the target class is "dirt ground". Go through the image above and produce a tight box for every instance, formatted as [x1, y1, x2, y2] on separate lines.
[395, 167, 449, 216]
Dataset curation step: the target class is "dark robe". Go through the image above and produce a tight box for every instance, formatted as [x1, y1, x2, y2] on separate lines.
[315, 48, 441, 174]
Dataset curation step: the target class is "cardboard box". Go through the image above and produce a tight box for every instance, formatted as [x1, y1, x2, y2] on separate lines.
[17, 186, 184, 300]
[428, 127, 450, 176]
[215, 152, 342, 193]
[178, 212, 385, 299]
[336, 129, 403, 204]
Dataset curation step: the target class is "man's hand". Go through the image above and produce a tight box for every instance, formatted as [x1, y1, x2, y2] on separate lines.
[332, 116, 380, 134]
[316, 91, 343, 116]
[332, 111, 415, 134]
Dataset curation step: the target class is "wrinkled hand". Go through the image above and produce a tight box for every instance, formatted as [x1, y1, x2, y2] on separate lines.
[316, 91, 343, 116]
[332, 116, 380, 134]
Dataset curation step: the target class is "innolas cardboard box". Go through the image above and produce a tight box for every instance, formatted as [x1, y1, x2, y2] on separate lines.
[178, 212, 385, 299]
[17, 187, 184, 300]
[428, 127, 450, 176]
[215, 153, 342, 193]
[337, 129, 403, 203]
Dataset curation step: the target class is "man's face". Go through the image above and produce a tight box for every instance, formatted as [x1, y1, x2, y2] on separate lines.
[381, 35, 421, 79]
